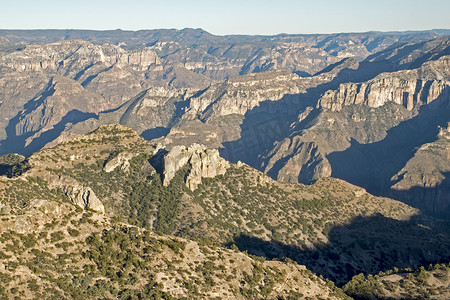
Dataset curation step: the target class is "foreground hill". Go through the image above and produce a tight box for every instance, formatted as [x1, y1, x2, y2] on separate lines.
[0, 203, 346, 299]
[0, 132, 353, 299]
[1, 124, 448, 290]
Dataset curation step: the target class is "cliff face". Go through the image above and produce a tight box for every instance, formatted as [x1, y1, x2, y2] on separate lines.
[318, 57, 450, 112]
[0, 40, 161, 73]
[264, 138, 332, 183]
[186, 71, 309, 120]
[0, 40, 166, 109]
[252, 47, 450, 217]
[15, 76, 105, 134]
[159, 144, 230, 190]
[118, 86, 193, 134]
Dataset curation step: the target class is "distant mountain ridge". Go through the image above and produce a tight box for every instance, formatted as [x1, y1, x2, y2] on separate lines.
[1, 28, 449, 46]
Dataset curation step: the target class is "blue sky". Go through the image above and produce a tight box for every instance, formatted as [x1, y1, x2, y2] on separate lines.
[1, 0, 449, 35]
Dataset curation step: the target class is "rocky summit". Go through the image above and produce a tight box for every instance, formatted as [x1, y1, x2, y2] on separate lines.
[0, 28, 449, 299]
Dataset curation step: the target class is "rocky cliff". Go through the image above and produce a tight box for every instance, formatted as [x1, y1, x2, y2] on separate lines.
[0, 40, 161, 73]
[186, 71, 311, 120]
[263, 139, 332, 183]
[318, 56, 450, 111]
[159, 144, 230, 190]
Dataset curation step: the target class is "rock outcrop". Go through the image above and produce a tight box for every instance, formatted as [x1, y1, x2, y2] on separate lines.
[319, 77, 449, 111]
[64, 185, 104, 213]
[103, 151, 136, 173]
[160, 144, 230, 190]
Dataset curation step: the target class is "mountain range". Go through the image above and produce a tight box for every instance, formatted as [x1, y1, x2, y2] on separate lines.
[0, 28, 449, 298]
[0, 29, 449, 217]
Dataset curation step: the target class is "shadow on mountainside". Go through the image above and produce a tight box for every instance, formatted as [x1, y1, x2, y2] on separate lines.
[141, 127, 171, 141]
[391, 172, 450, 220]
[219, 57, 405, 169]
[0, 109, 96, 157]
[229, 213, 450, 286]
[219, 93, 313, 167]
[327, 88, 450, 216]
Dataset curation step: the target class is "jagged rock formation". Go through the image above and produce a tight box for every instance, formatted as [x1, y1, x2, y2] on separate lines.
[103, 151, 136, 173]
[186, 71, 309, 120]
[318, 57, 450, 111]
[160, 144, 230, 190]
[64, 185, 104, 213]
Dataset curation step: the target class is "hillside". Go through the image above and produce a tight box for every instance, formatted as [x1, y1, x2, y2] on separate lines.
[0, 203, 346, 299]
[0, 123, 448, 297]
[343, 263, 450, 299]
[0, 124, 352, 299]
[2, 125, 448, 287]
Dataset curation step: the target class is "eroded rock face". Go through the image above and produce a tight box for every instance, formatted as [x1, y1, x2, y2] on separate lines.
[14, 76, 105, 138]
[64, 185, 104, 213]
[186, 71, 309, 120]
[161, 144, 230, 190]
[318, 57, 450, 112]
[103, 151, 136, 173]
[0, 40, 161, 73]
[319, 78, 449, 111]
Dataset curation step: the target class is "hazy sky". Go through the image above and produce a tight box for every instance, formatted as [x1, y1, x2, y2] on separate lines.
[1, 0, 449, 35]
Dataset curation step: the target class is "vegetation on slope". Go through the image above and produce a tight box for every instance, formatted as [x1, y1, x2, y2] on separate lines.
[0, 124, 448, 297]
[0, 204, 347, 299]
[343, 263, 450, 299]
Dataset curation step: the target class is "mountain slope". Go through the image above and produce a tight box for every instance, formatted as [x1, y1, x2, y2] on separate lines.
[0, 201, 346, 299]
[4, 124, 447, 286]
[0, 125, 350, 299]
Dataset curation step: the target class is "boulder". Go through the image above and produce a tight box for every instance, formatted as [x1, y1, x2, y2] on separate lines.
[64, 185, 104, 213]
